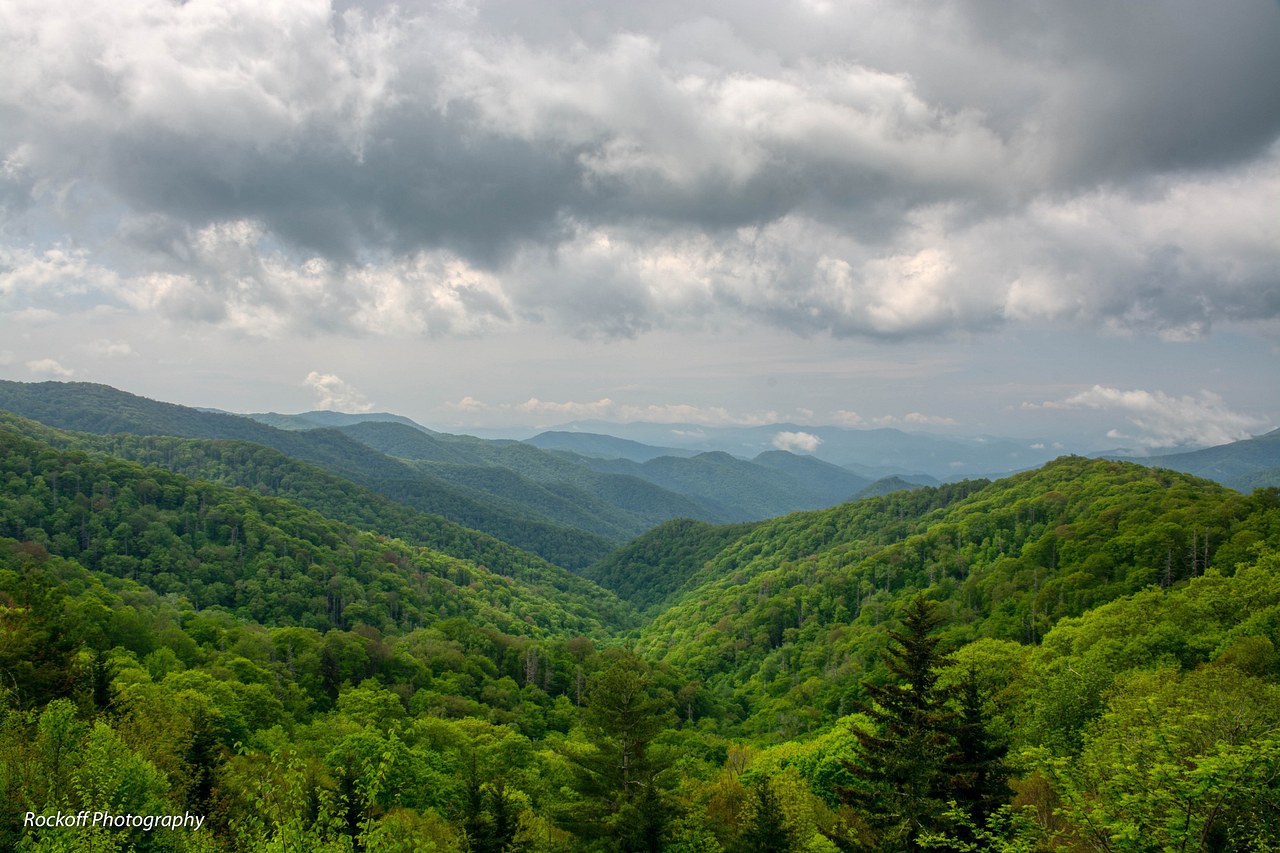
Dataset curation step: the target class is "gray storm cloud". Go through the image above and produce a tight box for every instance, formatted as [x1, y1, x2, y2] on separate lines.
[1, 0, 1278, 341]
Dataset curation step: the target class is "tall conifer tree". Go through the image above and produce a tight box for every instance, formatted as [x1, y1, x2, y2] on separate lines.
[842, 595, 957, 852]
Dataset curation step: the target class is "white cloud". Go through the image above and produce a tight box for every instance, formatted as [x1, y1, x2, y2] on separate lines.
[772, 430, 823, 453]
[447, 395, 488, 413]
[516, 397, 616, 419]
[902, 412, 958, 426]
[303, 371, 373, 412]
[87, 339, 133, 357]
[830, 410, 867, 427]
[26, 358, 73, 377]
[1, 0, 1275, 346]
[1036, 385, 1265, 448]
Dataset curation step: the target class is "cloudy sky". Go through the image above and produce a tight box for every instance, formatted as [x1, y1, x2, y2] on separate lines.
[2, 0, 1278, 449]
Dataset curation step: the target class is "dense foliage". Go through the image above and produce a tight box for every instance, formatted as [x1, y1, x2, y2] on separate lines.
[0, 422, 630, 637]
[581, 518, 760, 613]
[2, 387, 1279, 852]
[636, 459, 1276, 736]
[0, 382, 615, 570]
[0, 414, 635, 630]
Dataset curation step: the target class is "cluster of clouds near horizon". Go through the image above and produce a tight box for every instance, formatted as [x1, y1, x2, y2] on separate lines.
[1, 0, 1278, 446]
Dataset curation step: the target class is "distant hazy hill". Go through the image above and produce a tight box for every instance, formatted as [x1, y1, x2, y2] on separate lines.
[854, 475, 932, 499]
[1130, 428, 1280, 490]
[525, 430, 693, 462]
[544, 419, 1064, 480]
[248, 410, 435, 432]
[573, 449, 870, 521]
[749, 450, 871, 504]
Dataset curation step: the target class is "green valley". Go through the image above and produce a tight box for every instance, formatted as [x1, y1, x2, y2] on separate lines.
[1, 383, 1278, 853]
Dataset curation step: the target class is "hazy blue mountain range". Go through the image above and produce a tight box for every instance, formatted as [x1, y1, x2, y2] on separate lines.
[534, 419, 1071, 481]
[525, 430, 694, 462]
[562, 449, 872, 521]
[248, 410, 436, 432]
[0, 381, 889, 568]
[1125, 428, 1280, 491]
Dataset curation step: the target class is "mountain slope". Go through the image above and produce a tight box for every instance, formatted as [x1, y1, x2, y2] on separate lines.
[524, 430, 693, 462]
[750, 450, 871, 504]
[580, 517, 760, 613]
[1132, 428, 1280, 490]
[0, 412, 631, 619]
[633, 457, 1277, 735]
[0, 421, 634, 636]
[0, 381, 612, 568]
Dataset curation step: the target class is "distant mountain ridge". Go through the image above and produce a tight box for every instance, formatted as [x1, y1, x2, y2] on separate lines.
[0, 381, 888, 568]
[248, 410, 436, 432]
[525, 430, 693, 462]
[1126, 428, 1280, 491]
[538, 419, 1069, 481]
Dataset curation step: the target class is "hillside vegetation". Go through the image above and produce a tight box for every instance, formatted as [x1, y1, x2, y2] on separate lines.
[1, 384, 1279, 853]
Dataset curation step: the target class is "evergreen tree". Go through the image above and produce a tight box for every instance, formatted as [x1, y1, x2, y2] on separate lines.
[842, 595, 957, 852]
[949, 665, 1010, 837]
[738, 775, 796, 853]
[560, 648, 675, 852]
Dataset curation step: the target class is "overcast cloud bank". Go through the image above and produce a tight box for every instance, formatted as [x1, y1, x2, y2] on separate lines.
[2, 0, 1277, 448]
[3, 0, 1278, 343]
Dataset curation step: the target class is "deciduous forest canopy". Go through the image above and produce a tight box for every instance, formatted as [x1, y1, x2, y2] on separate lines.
[1, 381, 1278, 851]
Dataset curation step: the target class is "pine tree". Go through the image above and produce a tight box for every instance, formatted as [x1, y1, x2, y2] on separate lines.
[739, 775, 796, 853]
[950, 665, 1011, 837]
[560, 648, 676, 852]
[842, 595, 957, 852]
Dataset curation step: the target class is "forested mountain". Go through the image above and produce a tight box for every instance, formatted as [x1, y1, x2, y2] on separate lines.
[525, 430, 693, 462]
[0, 381, 614, 569]
[0, 420, 632, 636]
[853, 475, 933, 499]
[580, 518, 760, 613]
[0, 413, 627, 620]
[2, 380, 1279, 852]
[247, 410, 435, 432]
[634, 458, 1278, 735]
[1129, 427, 1280, 490]
[0, 383, 889, 567]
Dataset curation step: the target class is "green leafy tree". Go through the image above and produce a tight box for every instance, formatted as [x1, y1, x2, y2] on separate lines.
[1044, 664, 1280, 852]
[561, 649, 675, 852]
